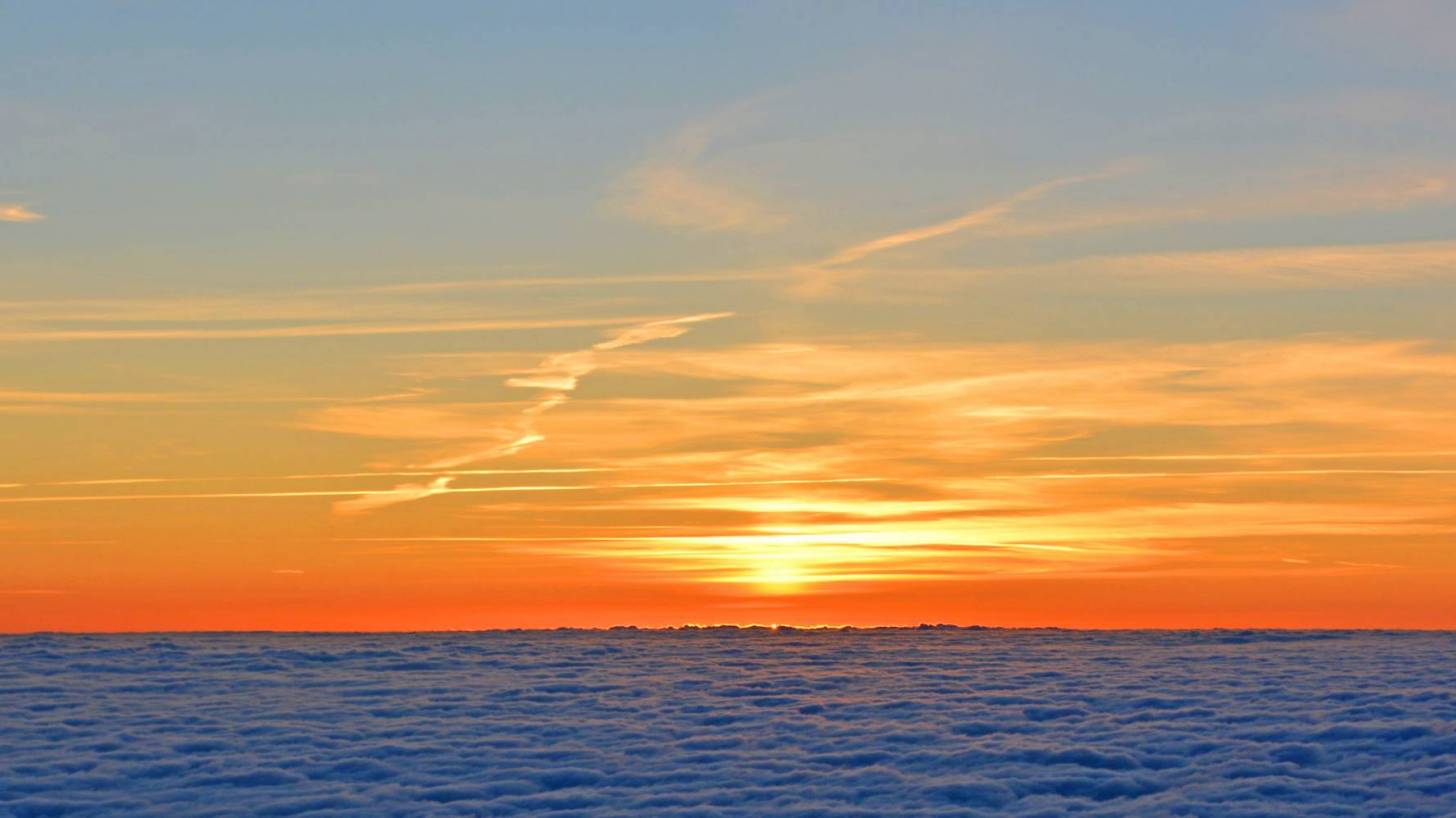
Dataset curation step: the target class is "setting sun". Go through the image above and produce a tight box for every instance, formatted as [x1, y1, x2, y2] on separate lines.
[6, 5, 1456, 816]
[4, 1, 1456, 633]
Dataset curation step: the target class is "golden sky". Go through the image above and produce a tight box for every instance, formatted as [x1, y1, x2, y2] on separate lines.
[4, 2, 1455, 629]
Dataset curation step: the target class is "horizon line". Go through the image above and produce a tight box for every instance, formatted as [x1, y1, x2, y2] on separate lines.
[3, 625, 1452, 636]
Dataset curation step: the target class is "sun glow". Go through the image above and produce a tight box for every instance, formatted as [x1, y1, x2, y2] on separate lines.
[8, 1, 1456, 632]
[746, 557, 810, 594]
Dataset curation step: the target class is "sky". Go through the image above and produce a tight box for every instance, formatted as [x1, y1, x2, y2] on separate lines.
[3, 1, 1456, 631]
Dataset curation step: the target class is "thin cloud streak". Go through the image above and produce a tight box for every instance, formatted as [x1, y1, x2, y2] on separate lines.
[1056, 240, 1456, 289]
[0, 204, 44, 223]
[889, 239, 1456, 293]
[5, 467, 605, 490]
[1023, 451, 1456, 462]
[0, 476, 881, 506]
[961, 169, 1454, 240]
[793, 163, 1135, 296]
[0, 272, 768, 327]
[333, 476, 455, 515]
[366, 270, 778, 294]
[416, 312, 733, 470]
[0, 390, 209, 404]
[0, 316, 661, 343]
[611, 99, 788, 233]
[990, 468, 1456, 479]
[816, 171, 1125, 268]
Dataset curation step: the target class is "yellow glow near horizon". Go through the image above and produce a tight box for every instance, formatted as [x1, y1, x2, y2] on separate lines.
[6, 3, 1456, 630]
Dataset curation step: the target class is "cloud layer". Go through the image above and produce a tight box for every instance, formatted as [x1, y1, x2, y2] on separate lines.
[2, 630, 1454, 816]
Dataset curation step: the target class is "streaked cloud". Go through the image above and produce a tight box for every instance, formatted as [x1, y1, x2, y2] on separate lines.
[311, 335, 1456, 585]
[969, 170, 1455, 240]
[0, 204, 43, 223]
[0, 390, 205, 405]
[299, 312, 733, 512]
[610, 101, 788, 233]
[333, 476, 454, 515]
[11, 2, 1456, 630]
[422, 312, 732, 470]
[0, 316, 660, 343]
[0, 476, 880, 506]
[792, 163, 1135, 296]
[1037, 239, 1456, 290]
[9, 331, 1456, 607]
[788, 161, 1454, 298]
[849, 239, 1456, 294]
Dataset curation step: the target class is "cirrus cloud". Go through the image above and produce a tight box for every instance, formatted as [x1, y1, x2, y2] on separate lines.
[0, 204, 43, 223]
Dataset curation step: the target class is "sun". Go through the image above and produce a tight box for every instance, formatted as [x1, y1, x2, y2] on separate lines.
[747, 558, 810, 594]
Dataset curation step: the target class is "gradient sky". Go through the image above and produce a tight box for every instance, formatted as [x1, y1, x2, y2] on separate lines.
[4, 1, 1456, 631]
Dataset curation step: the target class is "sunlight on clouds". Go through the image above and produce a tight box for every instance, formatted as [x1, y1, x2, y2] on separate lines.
[302, 313, 732, 480]
[0, 204, 44, 223]
[403, 335, 1456, 591]
[333, 476, 454, 515]
[791, 163, 1136, 297]
[962, 168, 1455, 241]
[616, 165, 788, 233]
[1046, 240, 1456, 290]
[8, 4, 1456, 629]
[417, 313, 731, 470]
[611, 101, 788, 233]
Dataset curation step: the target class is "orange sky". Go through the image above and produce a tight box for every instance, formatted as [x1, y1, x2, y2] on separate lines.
[5, 332, 1456, 630]
[4, 3, 1456, 631]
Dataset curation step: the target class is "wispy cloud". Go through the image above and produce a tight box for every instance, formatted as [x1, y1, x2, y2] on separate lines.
[333, 476, 455, 515]
[963, 170, 1454, 240]
[792, 163, 1135, 296]
[0, 476, 877, 506]
[853, 239, 1456, 294]
[1, 466, 605, 491]
[240, 336, 1456, 588]
[1022, 450, 1456, 462]
[0, 390, 208, 404]
[1035, 239, 1456, 290]
[421, 312, 732, 470]
[0, 484, 584, 505]
[787, 160, 1455, 298]
[610, 101, 788, 233]
[0, 316, 658, 343]
[0, 204, 43, 223]
[13, 337, 1456, 590]
[303, 312, 733, 512]
[363, 270, 777, 295]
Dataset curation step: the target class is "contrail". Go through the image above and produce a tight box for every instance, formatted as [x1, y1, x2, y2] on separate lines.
[793, 162, 1135, 296]
[418, 312, 732, 471]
